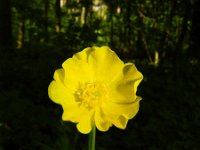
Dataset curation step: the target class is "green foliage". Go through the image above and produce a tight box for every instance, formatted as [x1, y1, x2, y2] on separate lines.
[10, 0, 192, 57]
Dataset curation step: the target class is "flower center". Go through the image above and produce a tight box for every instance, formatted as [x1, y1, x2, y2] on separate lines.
[75, 82, 107, 109]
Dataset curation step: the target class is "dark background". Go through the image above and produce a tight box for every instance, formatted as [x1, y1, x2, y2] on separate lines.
[0, 0, 200, 149]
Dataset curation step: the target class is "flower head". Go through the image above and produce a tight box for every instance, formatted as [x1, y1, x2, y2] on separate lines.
[48, 46, 143, 134]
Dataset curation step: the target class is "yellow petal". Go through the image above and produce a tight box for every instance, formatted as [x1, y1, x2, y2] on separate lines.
[62, 58, 93, 88]
[74, 46, 124, 83]
[73, 47, 93, 61]
[111, 115, 128, 129]
[108, 63, 143, 103]
[122, 63, 143, 94]
[48, 80, 76, 105]
[89, 46, 124, 82]
[94, 107, 112, 132]
[53, 68, 65, 83]
[62, 103, 83, 122]
[102, 97, 141, 120]
[76, 110, 94, 134]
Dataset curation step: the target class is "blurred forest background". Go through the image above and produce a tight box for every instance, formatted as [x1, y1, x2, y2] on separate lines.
[0, 0, 200, 149]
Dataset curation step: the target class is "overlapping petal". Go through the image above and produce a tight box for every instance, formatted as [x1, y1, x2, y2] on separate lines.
[62, 58, 93, 88]
[76, 110, 94, 134]
[108, 63, 143, 103]
[48, 69, 76, 104]
[73, 46, 124, 83]
[94, 107, 112, 132]
[111, 115, 128, 129]
[62, 103, 82, 122]
[102, 96, 141, 120]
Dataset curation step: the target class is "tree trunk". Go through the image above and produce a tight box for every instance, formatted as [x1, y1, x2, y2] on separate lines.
[17, 18, 25, 49]
[81, 0, 92, 25]
[0, 0, 12, 50]
[55, 0, 61, 33]
[81, 6, 86, 25]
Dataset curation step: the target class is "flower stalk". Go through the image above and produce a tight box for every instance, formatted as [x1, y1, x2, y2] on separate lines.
[88, 125, 96, 150]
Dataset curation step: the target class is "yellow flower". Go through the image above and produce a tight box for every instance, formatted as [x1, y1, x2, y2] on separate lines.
[48, 46, 143, 134]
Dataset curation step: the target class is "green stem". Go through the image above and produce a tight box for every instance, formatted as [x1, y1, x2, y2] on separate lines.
[88, 125, 96, 150]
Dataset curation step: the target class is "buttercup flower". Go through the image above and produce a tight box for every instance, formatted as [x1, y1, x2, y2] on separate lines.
[48, 46, 143, 134]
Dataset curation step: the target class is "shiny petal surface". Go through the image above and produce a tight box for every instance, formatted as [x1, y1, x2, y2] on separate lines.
[74, 46, 124, 83]
[94, 107, 112, 132]
[103, 97, 141, 120]
[77, 110, 94, 134]
[108, 63, 143, 103]
[88, 47, 124, 83]
[54, 69, 65, 83]
[48, 68, 76, 105]
[62, 103, 82, 122]
[48, 81, 75, 104]
[111, 115, 128, 129]
[62, 58, 93, 89]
